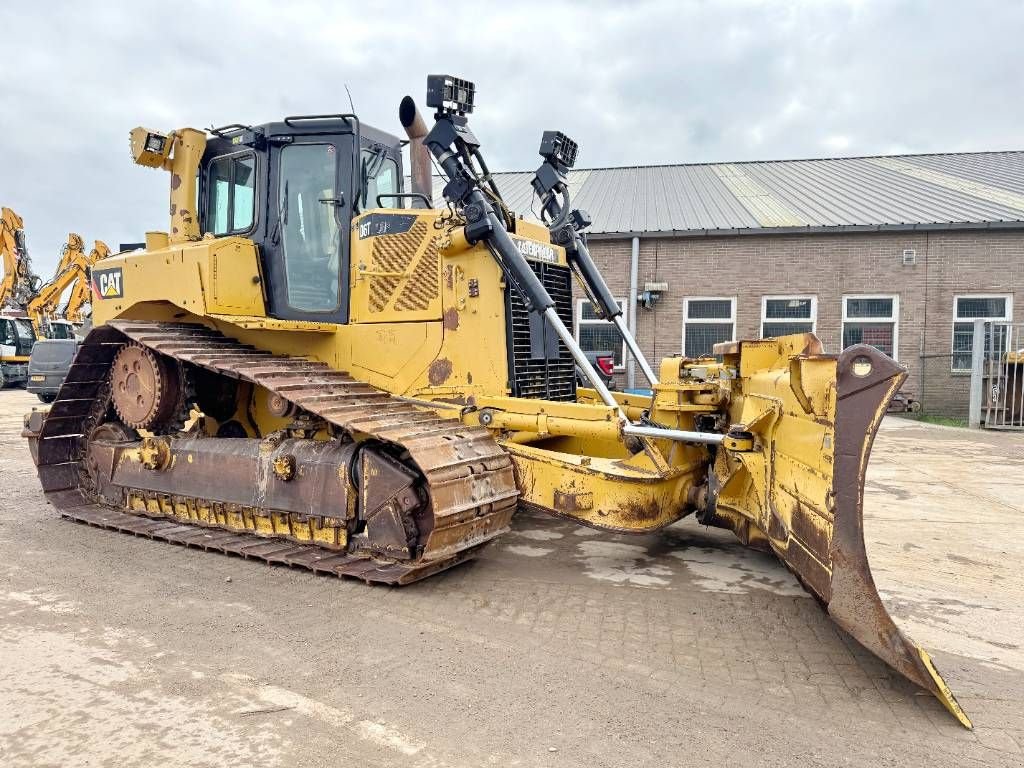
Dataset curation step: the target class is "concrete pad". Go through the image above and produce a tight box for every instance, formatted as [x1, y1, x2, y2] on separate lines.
[1, 388, 1022, 766]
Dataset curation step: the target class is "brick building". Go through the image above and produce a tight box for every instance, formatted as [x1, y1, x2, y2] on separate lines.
[487, 151, 1024, 416]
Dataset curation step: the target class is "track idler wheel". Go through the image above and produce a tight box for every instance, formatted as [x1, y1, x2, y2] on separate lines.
[83, 421, 136, 499]
[110, 343, 182, 430]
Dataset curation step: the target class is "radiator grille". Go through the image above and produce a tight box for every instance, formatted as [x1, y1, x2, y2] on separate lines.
[505, 261, 577, 402]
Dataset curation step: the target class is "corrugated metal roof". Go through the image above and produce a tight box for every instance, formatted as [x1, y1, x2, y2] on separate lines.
[428, 150, 1024, 236]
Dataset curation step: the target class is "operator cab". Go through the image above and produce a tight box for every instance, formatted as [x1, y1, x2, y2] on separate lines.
[0, 315, 35, 354]
[198, 117, 404, 324]
[44, 319, 76, 340]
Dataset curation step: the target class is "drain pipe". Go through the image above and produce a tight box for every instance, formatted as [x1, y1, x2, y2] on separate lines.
[627, 236, 640, 390]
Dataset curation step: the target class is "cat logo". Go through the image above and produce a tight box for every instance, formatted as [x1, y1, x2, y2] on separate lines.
[92, 267, 124, 299]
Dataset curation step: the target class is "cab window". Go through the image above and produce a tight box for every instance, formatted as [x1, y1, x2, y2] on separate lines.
[49, 322, 74, 339]
[279, 143, 340, 312]
[14, 319, 35, 342]
[359, 148, 398, 210]
[208, 153, 256, 235]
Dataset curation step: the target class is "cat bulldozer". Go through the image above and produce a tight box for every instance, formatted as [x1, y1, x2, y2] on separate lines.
[24, 75, 969, 727]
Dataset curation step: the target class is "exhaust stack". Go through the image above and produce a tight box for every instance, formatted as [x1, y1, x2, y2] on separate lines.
[399, 96, 432, 208]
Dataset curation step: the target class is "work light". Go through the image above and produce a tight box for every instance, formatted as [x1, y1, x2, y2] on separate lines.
[426, 75, 476, 116]
[538, 131, 578, 169]
[144, 134, 166, 153]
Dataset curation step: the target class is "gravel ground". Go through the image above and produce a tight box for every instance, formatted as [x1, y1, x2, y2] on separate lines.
[1, 387, 1022, 767]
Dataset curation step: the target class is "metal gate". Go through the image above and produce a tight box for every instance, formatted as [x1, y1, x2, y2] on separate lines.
[969, 320, 1024, 430]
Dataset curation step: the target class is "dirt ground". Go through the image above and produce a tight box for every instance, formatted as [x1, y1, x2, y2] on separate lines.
[1, 387, 1022, 767]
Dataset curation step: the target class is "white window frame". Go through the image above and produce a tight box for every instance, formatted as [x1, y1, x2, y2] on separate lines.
[575, 297, 628, 370]
[681, 296, 737, 358]
[760, 295, 817, 338]
[950, 294, 1013, 373]
[842, 294, 900, 361]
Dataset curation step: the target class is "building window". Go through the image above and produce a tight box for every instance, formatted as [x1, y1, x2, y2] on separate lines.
[761, 296, 816, 338]
[951, 295, 1013, 372]
[576, 298, 627, 368]
[842, 295, 899, 359]
[682, 297, 736, 358]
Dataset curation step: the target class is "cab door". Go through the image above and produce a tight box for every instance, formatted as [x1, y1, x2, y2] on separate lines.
[263, 135, 355, 323]
[0, 319, 13, 361]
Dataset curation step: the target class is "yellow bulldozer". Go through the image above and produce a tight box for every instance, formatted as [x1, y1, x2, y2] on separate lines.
[24, 75, 969, 727]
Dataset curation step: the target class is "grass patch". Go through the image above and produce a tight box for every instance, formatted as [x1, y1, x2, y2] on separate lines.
[895, 413, 968, 428]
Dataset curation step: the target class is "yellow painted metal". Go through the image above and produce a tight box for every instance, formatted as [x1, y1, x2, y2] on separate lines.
[96, 201, 550, 400]
[130, 126, 207, 243]
[1, 206, 33, 310]
[91, 237, 266, 325]
[349, 209, 444, 324]
[145, 232, 170, 250]
[706, 336, 839, 574]
[209, 315, 335, 332]
[66, 240, 111, 323]
[1, 209, 23, 279]
[126, 489, 348, 549]
[84, 121, 970, 725]
[505, 440, 705, 532]
[481, 410, 619, 441]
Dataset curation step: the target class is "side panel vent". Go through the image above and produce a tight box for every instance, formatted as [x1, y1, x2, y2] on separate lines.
[902, 249, 917, 266]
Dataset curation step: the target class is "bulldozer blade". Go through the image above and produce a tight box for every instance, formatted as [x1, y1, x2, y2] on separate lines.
[827, 346, 971, 728]
[710, 340, 971, 727]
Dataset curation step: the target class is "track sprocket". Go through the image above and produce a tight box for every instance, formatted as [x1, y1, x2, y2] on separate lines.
[110, 342, 182, 429]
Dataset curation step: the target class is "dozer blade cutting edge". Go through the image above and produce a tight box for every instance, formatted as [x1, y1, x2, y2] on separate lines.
[828, 346, 971, 727]
[706, 340, 971, 727]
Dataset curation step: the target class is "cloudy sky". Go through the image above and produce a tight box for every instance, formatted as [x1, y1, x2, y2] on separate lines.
[2, 0, 1021, 273]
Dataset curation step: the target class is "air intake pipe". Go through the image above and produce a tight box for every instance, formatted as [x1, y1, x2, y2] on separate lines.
[399, 96, 432, 208]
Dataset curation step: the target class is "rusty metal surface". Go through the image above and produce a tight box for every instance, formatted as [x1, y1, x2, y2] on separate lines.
[31, 321, 519, 586]
[699, 336, 971, 727]
[59, 502, 474, 585]
[826, 344, 972, 727]
[110, 342, 182, 429]
[109, 435, 358, 521]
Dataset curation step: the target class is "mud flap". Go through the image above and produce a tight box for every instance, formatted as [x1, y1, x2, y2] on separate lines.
[709, 339, 971, 728]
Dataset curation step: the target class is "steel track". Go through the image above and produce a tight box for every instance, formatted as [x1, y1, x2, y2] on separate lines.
[31, 321, 519, 585]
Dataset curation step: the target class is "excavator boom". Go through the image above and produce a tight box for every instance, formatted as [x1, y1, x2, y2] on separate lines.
[1, 207, 40, 310]
[27, 235, 110, 337]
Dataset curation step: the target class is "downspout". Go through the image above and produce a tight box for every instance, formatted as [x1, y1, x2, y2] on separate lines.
[627, 235, 640, 390]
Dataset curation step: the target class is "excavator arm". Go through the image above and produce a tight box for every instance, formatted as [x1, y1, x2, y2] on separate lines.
[1, 207, 40, 310]
[26, 234, 95, 336]
[64, 240, 110, 324]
